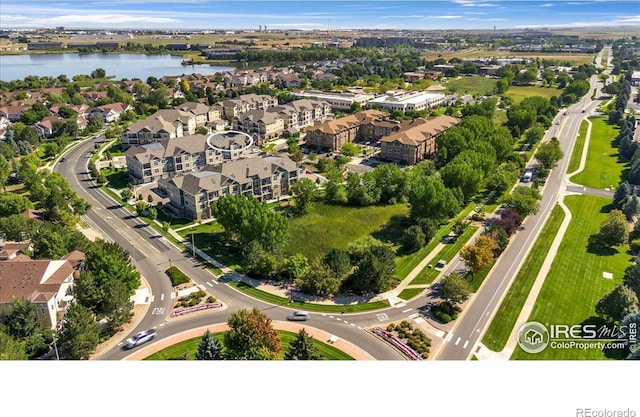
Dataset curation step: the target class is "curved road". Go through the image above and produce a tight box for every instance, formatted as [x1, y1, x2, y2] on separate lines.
[55, 139, 405, 360]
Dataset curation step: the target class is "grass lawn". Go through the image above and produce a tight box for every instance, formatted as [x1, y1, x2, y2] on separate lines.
[482, 205, 565, 352]
[570, 117, 625, 190]
[506, 85, 562, 104]
[284, 202, 410, 260]
[409, 226, 479, 285]
[442, 76, 497, 96]
[567, 120, 589, 175]
[511, 195, 631, 360]
[102, 167, 129, 189]
[144, 330, 354, 360]
[180, 223, 243, 270]
[105, 140, 125, 156]
[395, 203, 475, 281]
[398, 288, 424, 300]
[230, 282, 389, 313]
[156, 208, 194, 229]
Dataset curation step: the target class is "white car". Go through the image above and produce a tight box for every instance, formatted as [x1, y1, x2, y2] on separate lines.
[124, 328, 157, 349]
[287, 311, 310, 321]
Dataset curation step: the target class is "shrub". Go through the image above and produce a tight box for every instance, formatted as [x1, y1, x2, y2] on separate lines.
[386, 323, 395, 332]
[165, 266, 190, 286]
[434, 311, 452, 323]
[206, 296, 216, 303]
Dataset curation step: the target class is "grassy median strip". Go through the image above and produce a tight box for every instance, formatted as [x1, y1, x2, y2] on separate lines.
[144, 330, 354, 360]
[409, 226, 479, 286]
[397, 288, 424, 300]
[481, 205, 565, 353]
[567, 120, 589, 175]
[228, 282, 389, 313]
[571, 117, 625, 189]
[511, 195, 629, 360]
[395, 203, 475, 281]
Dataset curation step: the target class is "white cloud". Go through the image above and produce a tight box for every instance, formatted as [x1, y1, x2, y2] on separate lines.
[435, 15, 464, 19]
[541, 3, 553, 7]
[464, 12, 488, 15]
[44, 14, 178, 24]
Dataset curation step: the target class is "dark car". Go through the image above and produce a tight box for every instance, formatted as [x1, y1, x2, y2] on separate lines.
[60, 157, 66, 162]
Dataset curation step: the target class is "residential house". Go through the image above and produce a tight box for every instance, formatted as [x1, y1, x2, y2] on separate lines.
[0, 105, 25, 122]
[33, 117, 59, 137]
[219, 94, 278, 119]
[380, 115, 460, 165]
[121, 109, 196, 149]
[89, 102, 131, 123]
[0, 242, 83, 330]
[158, 155, 303, 220]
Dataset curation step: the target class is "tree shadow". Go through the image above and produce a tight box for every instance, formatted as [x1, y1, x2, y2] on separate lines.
[580, 316, 629, 360]
[599, 203, 615, 213]
[371, 214, 411, 244]
[586, 235, 618, 256]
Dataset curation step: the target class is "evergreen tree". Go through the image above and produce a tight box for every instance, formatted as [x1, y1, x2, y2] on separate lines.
[613, 181, 631, 209]
[195, 330, 224, 360]
[57, 304, 100, 360]
[284, 328, 324, 360]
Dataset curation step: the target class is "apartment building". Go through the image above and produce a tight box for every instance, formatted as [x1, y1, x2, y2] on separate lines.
[121, 109, 197, 149]
[233, 110, 285, 144]
[125, 133, 250, 183]
[219, 94, 279, 119]
[291, 89, 375, 111]
[158, 155, 302, 220]
[304, 109, 388, 150]
[380, 115, 460, 165]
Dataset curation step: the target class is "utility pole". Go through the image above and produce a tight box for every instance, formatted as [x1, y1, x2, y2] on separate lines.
[191, 231, 196, 257]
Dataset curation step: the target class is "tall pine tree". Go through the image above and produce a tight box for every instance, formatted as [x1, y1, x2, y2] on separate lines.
[195, 330, 224, 360]
[284, 328, 324, 360]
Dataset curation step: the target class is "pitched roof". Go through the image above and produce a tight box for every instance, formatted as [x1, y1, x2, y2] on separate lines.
[381, 115, 460, 146]
[0, 259, 74, 303]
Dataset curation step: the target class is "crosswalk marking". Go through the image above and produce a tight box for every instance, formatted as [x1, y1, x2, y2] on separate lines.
[206, 282, 213, 287]
[402, 308, 413, 313]
[455, 337, 461, 346]
[408, 313, 419, 319]
[445, 333, 454, 342]
[160, 293, 164, 301]
[170, 292, 176, 299]
[463, 340, 469, 349]
[150, 295, 155, 302]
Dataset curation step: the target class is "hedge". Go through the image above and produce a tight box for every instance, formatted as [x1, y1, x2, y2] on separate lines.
[165, 266, 190, 286]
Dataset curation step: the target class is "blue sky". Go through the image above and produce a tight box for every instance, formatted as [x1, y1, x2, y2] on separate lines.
[1, 1, 639, 30]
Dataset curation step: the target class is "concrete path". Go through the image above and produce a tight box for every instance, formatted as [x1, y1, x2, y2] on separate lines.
[566, 116, 591, 180]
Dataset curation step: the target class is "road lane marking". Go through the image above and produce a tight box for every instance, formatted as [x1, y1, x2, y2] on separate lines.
[408, 313, 419, 319]
[463, 341, 469, 349]
[206, 282, 213, 287]
[436, 330, 446, 338]
[413, 317, 425, 324]
[343, 320, 349, 324]
[211, 280, 218, 285]
[321, 314, 327, 317]
[159, 323, 165, 327]
[160, 294, 164, 301]
[445, 333, 454, 342]
[151, 307, 165, 315]
[329, 315, 334, 319]
[376, 313, 389, 322]
[350, 323, 355, 327]
[170, 292, 176, 299]
[357, 326, 362, 330]
[150, 295, 155, 302]
[455, 337, 461, 346]
[402, 308, 413, 313]
[336, 318, 341, 321]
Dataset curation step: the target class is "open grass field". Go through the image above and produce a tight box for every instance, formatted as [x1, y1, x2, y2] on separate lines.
[409, 226, 479, 285]
[102, 167, 128, 189]
[511, 195, 631, 360]
[567, 120, 589, 175]
[506, 85, 562, 104]
[482, 205, 565, 352]
[570, 117, 625, 190]
[442, 76, 496, 96]
[144, 330, 354, 360]
[284, 202, 409, 260]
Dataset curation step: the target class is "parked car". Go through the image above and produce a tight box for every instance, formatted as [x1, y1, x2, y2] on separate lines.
[435, 260, 447, 271]
[287, 311, 309, 321]
[522, 170, 533, 183]
[124, 328, 157, 349]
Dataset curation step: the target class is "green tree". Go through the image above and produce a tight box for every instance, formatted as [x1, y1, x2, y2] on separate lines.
[195, 330, 224, 360]
[439, 273, 472, 305]
[596, 285, 639, 322]
[5, 299, 38, 340]
[103, 280, 134, 332]
[499, 186, 542, 217]
[43, 142, 60, 159]
[350, 244, 396, 293]
[146, 207, 158, 220]
[295, 259, 342, 296]
[613, 181, 631, 209]
[0, 155, 11, 191]
[32, 228, 68, 259]
[120, 188, 132, 201]
[409, 175, 459, 221]
[290, 177, 316, 215]
[91, 68, 106, 78]
[324, 166, 345, 203]
[623, 264, 640, 298]
[402, 225, 426, 253]
[596, 210, 628, 247]
[0, 193, 33, 216]
[341, 142, 359, 157]
[283, 254, 310, 281]
[211, 194, 288, 251]
[224, 308, 281, 360]
[622, 196, 640, 222]
[535, 138, 564, 170]
[57, 304, 100, 360]
[0, 331, 28, 360]
[284, 328, 324, 360]
[322, 249, 352, 278]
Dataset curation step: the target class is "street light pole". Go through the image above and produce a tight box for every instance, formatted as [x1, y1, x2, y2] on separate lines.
[192, 231, 195, 258]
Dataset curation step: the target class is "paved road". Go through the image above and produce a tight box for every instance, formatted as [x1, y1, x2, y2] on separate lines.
[567, 185, 614, 199]
[435, 74, 604, 360]
[55, 138, 404, 360]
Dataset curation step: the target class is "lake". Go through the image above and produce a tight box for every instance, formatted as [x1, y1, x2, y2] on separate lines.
[0, 53, 238, 82]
